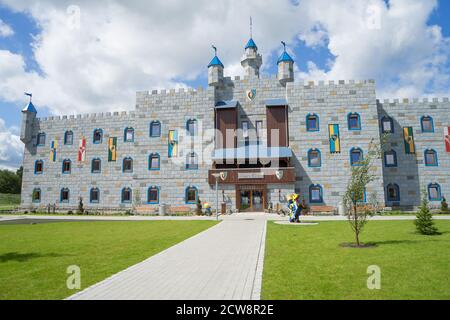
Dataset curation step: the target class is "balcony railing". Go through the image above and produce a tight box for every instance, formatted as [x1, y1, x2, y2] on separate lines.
[208, 167, 296, 185]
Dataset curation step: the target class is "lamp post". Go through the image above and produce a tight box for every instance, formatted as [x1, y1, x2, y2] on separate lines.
[212, 173, 220, 221]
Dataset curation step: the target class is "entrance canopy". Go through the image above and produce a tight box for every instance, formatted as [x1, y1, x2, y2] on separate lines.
[212, 145, 292, 160]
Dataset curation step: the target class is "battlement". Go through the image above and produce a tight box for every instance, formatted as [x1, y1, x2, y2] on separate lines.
[37, 110, 136, 123]
[136, 85, 212, 101]
[377, 97, 450, 106]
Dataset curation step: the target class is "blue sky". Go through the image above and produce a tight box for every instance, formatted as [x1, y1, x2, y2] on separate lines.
[0, 0, 449, 169]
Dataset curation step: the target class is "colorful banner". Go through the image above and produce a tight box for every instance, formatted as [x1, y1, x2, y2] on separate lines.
[108, 137, 117, 162]
[403, 127, 415, 154]
[445, 127, 450, 153]
[328, 124, 341, 153]
[78, 137, 86, 162]
[168, 130, 178, 158]
[50, 139, 57, 162]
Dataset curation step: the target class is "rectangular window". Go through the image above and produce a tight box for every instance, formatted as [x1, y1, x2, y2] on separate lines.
[310, 153, 320, 167]
[349, 116, 360, 130]
[63, 161, 71, 173]
[123, 159, 133, 172]
[311, 188, 321, 202]
[382, 120, 392, 133]
[307, 117, 318, 131]
[91, 190, 99, 203]
[385, 154, 395, 166]
[125, 129, 134, 142]
[150, 122, 161, 137]
[148, 189, 159, 203]
[187, 121, 196, 136]
[429, 187, 439, 200]
[150, 155, 160, 170]
[92, 159, 101, 173]
[61, 190, 69, 202]
[35, 162, 43, 173]
[37, 133, 46, 146]
[187, 188, 197, 203]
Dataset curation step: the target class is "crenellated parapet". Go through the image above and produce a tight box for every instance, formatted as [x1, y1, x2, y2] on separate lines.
[36, 110, 136, 124]
[377, 97, 449, 106]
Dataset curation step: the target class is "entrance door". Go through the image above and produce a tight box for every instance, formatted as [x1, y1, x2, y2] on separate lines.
[238, 188, 265, 212]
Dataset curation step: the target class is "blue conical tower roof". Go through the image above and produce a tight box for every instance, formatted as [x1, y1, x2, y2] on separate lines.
[245, 38, 258, 50]
[22, 101, 37, 113]
[208, 55, 224, 68]
[277, 51, 294, 65]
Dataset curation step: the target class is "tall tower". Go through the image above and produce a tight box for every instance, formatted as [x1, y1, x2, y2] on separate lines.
[20, 93, 37, 144]
[277, 41, 294, 85]
[208, 45, 224, 87]
[241, 18, 262, 78]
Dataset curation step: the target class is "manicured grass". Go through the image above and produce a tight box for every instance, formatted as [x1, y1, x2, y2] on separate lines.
[262, 220, 450, 300]
[0, 220, 217, 300]
[0, 193, 20, 210]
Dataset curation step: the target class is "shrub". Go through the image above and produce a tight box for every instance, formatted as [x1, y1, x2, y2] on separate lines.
[415, 192, 439, 235]
[441, 197, 448, 213]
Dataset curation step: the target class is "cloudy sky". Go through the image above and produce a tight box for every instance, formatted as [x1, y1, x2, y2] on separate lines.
[0, 0, 449, 170]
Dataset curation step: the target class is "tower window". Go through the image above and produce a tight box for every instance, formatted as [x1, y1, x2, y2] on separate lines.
[91, 158, 101, 173]
[186, 152, 198, 170]
[308, 149, 321, 167]
[123, 157, 133, 173]
[121, 188, 132, 203]
[34, 160, 44, 174]
[90, 188, 100, 203]
[37, 133, 46, 146]
[348, 113, 361, 131]
[64, 131, 74, 145]
[386, 184, 400, 202]
[421, 116, 434, 133]
[60, 188, 70, 203]
[384, 150, 397, 167]
[309, 184, 323, 203]
[306, 114, 319, 132]
[150, 121, 161, 137]
[148, 186, 159, 204]
[424, 149, 438, 166]
[186, 119, 197, 136]
[185, 186, 198, 204]
[381, 116, 394, 133]
[149, 153, 160, 170]
[428, 183, 442, 201]
[62, 159, 71, 174]
[350, 148, 364, 166]
[93, 129, 103, 144]
[124, 127, 134, 142]
[32, 188, 41, 203]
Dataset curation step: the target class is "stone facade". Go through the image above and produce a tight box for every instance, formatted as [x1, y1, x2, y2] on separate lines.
[20, 40, 449, 213]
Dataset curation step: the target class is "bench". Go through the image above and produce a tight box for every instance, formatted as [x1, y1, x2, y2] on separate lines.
[308, 205, 336, 215]
[135, 206, 158, 215]
[169, 206, 194, 215]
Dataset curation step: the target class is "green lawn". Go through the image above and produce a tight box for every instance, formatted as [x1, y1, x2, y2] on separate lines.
[0, 193, 20, 210]
[262, 220, 450, 300]
[0, 220, 217, 300]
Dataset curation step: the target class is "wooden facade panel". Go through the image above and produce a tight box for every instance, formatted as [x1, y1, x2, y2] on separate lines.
[266, 106, 288, 147]
[215, 108, 237, 149]
[208, 167, 295, 185]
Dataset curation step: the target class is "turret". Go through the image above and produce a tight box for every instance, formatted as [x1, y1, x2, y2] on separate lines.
[20, 93, 37, 143]
[208, 45, 224, 87]
[277, 41, 294, 85]
[241, 38, 262, 78]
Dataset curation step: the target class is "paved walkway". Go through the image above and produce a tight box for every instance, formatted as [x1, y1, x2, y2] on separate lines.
[68, 215, 266, 300]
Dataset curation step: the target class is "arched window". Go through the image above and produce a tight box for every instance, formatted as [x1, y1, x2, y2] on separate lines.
[60, 188, 70, 203]
[149, 153, 160, 170]
[186, 152, 198, 170]
[381, 116, 394, 133]
[32, 188, 41, 203]
[308, 149, 321, 167]
[421, 116, 434, 133]
[36, 132, 46, 146]
[386, 184, 400, 202]
[121, 188, 132, 203]
[124, 127, 134, 142]
[424, 149, 438, 166]
[150, 121, 161, 137]
[384, 150, 397, 167]
[90, 188, 100, 203]
[64, 130, 74, 145]
[93, 129, 103, 144]
[428, 183, 442, 201]
[186, 119, 197, 136]
[185, 186, 198, 204]
[350, 148, 364, 166]
[91, 158, 101, 173]
[62, 159, 72, 174]
[148, 186, 160, 204]
[306, 114, 320, 132]
[348, 113, 361, 131]
[123, 157, 133, 173]
[34, 160, 44, 174]
[309, 184, 323, 203]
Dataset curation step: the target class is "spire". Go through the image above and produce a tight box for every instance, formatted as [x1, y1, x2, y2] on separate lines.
[245, 17, 258, 50]
[277, 41, 294, 64]
[22, 92, 37, 113]
[208, 45, 224, 68]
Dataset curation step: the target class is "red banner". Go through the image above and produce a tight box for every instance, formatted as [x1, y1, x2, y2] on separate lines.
[78, 138, 86, 162]
[445, 127, 450, 153]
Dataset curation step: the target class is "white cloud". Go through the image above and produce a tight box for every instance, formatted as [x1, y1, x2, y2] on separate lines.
[0, 18, 14, 37]
[0, 118, 23, 170]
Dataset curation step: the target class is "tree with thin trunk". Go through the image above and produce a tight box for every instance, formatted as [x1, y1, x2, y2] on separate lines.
[415, 191, 439, 235]
[343, 137, 384, 247]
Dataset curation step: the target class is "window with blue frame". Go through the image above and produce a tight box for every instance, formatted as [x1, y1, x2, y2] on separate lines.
[124, 127, 134, 142]
[381, 116, 394, 133]
[121, 188, 132, 203]
[64, 130, 74, 145]
[308, 149, 321, 167]
[36, 133, 46, 146]
[384, 150, 397, 167]
[309, 185, 323, 203]
[150, 121, 161, 137]
[32, 188, 41, 203]
[306, 114, 320, 132]
[186, 152, 198, 170]
[148, 186, 159, 204]
[91, 158, 101, 173]
[348, 113, 361, 130]
[149, 153, 160, 170]
[60, 188, 70, 203]
[386, 184, 400, 202]
[90, 188, 100, 203]
[62, 159, 71, 174]
[186, 119, 197, 136]
[350, 148, 364, 166]
[421, 116, 434, 133]
[428, 183, 442, 201]
[424, 149, 438, 166]
[93, 129, 103, 144]
[185, 186, 198, 204]
[34, 160, 44, 174]
[123, 157, 133, 173]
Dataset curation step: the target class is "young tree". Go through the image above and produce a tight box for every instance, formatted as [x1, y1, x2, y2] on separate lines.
[77, 197, 84, 215]
[415, 191, 438, 235]
[343, 138, 383, 247]
[441, 197, 448, 213]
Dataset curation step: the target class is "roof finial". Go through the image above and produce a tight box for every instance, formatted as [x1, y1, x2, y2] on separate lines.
[281, 41, 286, 52]
[24, 92, 32, 103]
[250, 16, 253, 38]
[212, 45, 217, 56]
